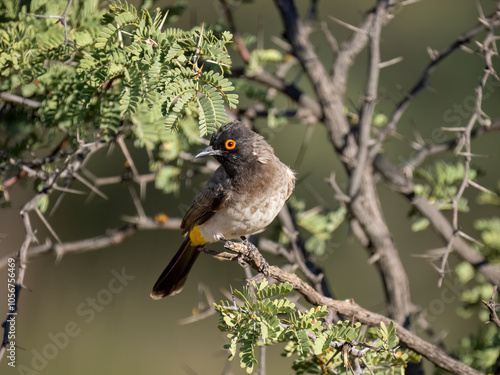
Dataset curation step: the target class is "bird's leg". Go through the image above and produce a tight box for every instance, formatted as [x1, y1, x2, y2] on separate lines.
[220, 237, 249, 268]
[242, 236, 270, 277]
[221, 237, 270, 277]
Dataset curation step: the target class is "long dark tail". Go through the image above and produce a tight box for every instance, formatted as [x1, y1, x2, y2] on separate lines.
[150, 238, 200, 299]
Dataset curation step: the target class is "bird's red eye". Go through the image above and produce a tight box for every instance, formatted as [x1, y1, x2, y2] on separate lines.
[225, 139, 236, 150]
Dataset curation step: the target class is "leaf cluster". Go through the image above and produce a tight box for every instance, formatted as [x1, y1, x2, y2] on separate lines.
[79, 0, 238, 136]
[288, 197, 346, 257]
[447, 180, 500, 373]
[213, 281, 418, 374]
[410, 161, 478, 231]
[0, 0, 239, 196]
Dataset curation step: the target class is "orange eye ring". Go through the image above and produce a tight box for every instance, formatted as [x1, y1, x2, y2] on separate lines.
[225, 139, 236, 150]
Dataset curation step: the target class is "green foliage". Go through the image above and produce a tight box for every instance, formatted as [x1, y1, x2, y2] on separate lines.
[453, 178, 500, 319]
[214, 280, 417, 374]
[266, 109, 288, 129]
[448, 324, 500, 374]
[0, 0, 237, 137]
[475, 180, 500, 260]
[447, 180, 500, 374]
[411, 161, 478, 232]
[474, 217, 500, 260]
[247, 48, 285, 73]
[289, 197, 346, 257]
[0, 0, 238, 196]
[343, 106, 388, 127]
[84, 2, 237, 136]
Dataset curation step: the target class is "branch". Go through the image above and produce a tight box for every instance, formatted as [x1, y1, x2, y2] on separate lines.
[410, 196, 500, 286]
[373, 155, 500, 287]
[437, 56, 493, 287]
[401, 120, 500, 172]
[349, 0, 388, 197]
[245, 68, 322, 120]
[278, 205, 335, 299]
[274, 0, 413, 326]
[0, 92, 42, 108]
[274, 0, 358, 157]
[219, 0, 251, 63]
[0, 203, 38, 361]
[222, 241, 482, 375]
[0, 217, 182, 269]
[25, 0, 74, 45]
[369, 7, 500, 160]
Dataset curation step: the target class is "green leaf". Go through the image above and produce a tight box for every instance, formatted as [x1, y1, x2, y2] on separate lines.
[37, 194, 49, 214]
[155, 166, 180, 194]
[255, 281, 293, 300]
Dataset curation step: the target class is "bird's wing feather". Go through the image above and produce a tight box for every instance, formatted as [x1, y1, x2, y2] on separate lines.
[181, 166, 230, 234]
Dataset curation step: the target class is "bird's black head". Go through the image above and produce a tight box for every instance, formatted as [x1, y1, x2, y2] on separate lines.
[195, 121, 267, 176]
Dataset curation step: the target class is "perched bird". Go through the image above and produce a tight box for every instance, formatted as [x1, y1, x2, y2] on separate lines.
[151, 121, 295, 299]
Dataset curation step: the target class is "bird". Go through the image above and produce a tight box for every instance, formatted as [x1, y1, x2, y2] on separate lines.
[151, 121, 295, 299]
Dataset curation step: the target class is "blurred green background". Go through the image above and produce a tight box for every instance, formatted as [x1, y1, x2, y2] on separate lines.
[1, 0, 500, 374]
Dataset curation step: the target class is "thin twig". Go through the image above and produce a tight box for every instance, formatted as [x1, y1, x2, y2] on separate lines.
[219, 0, 251, 63]
[368, 8, 500, 161]
[26, 0, 74, 45]
[73, 173, 108, 200]
[349, 0, 388, 198]
[0, 92, 42, 108]
[193, 22, 204, 64]
[437, 26, 496, 285]
[35, 207, 62, 244]
[482, 285, 500, 327]
[328, 15, 368, 34]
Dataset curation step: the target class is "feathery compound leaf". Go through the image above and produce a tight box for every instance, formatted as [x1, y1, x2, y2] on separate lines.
[200, 70, 238, 108]
[197, 85, 226, 135]
[62, 1, 238, 137]
[255, 281, 293, 300]
[312, 331, 333, 355]
[102, 0, 139, 24]
[295, 330, 311, 356]
[240, 336, 257, 373]
[95, 24, 118, 48]
[164, 91, 196, 130]
[214, 282, 413, 373]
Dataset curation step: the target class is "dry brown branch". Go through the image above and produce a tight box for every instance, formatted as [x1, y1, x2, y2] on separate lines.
[409, 196, 500, 286]
[401, 120, 500, 172]
[349, 0, 388, 198]
[221, 240, 482, 375]
[278, 205, 334, 298]
[275, 0, 413, 326]
[0, 133, 139, 360]
[437, 58, 494, 287]
[244, 1, 500, 294]
[428, 12, 500, 286]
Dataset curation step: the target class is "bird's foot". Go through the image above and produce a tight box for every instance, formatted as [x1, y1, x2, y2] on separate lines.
[222, 237, 270, 277]
[242, 238, 270, 277]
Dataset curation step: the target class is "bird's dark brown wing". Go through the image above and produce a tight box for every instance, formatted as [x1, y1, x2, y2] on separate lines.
[181, 166, 230, 235]
[151, 167, 230, 299]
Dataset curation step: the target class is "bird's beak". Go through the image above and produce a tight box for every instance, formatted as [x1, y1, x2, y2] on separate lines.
[195, 146, 223, 159]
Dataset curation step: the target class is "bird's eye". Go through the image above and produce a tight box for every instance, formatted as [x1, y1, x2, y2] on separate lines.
[225, 139, 236, 150]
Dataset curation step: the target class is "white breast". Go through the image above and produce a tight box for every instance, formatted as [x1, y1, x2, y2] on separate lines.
[199, 164, 294, 243]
